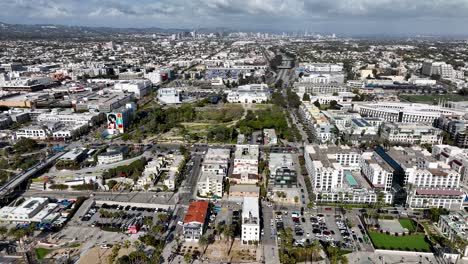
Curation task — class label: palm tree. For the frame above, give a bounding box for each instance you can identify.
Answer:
[0,226,8,239]
[198,234,209,255]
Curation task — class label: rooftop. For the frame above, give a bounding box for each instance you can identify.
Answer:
[184,201,209,224]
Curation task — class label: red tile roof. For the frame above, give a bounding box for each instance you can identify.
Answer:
[184,201,209,224]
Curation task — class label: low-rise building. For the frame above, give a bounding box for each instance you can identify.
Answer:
[263,128,278,146]
[226,84,270,104]
[183,201,209,242]
[97,146,128,165]
[158,88,181,105]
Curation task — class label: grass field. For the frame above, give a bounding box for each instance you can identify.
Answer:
[399,218,417,231]
[35,248,52,259]
[368,231,431,252]
[399,94,468,104]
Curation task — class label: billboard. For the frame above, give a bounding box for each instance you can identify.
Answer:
[107,113,124,133]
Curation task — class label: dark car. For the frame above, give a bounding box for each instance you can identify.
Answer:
[358,237,364,243]
[301,218,306,223]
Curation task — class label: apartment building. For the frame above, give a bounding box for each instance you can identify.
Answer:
[432,145,468,187]
[381,122,443,145]
[438,212,468,259]
[231,145,259,184]
[197,148,230,198]
[241,197,260,244]
[383,146,464,209]
[183,201,209,242]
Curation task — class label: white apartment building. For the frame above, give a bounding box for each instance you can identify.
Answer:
[381,122,444,145]
[385,146,465,209]
[241,197,260,244]
[438,212,468,259]
[304,145,360,192]
[163,155,184,191]
[387,147,461,188]
[197,148,230,198]
[432,145,468,187]
[360,152,394,191]
[231,145,259,184]
[202,148,231,174]
[197,171,224,198]
[226,84,270,104]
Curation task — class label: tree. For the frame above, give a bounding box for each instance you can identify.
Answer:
[0,226,8,239]
[330,100,338,109]
[294,196,299,205]
[183,253,193,263]
[313,100,321,108]
[13,138,38,153]
[302,93,311,102]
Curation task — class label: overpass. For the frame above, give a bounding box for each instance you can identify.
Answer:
[0,151,64,201]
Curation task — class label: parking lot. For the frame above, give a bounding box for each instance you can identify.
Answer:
[270,208,358,250]
[80,203,170,234]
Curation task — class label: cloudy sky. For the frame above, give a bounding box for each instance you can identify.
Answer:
[2,0,468,35]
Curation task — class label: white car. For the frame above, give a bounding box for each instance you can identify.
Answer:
[177,221,184,226]
[306,232,310,237]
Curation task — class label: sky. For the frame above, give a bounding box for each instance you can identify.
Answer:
[2,0,468,35]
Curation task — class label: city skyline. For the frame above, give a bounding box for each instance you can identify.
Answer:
[2,0,468,35]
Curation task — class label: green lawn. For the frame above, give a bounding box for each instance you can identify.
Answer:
[399,94,468,104]
[368,231,431,252]
[399,219,417,231]
[35,248,52,259]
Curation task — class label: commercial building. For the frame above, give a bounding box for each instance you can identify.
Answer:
[353,102,468,124]
[226,84,270,104]
[73,91,135,112]
[231,145,259,184]
[381,122,444,145]
[112,80,152,99]
[228,185,260,198]
[293,83,348,95]
[157,88,181,104]
[97,146,129,165]
[183,201,209,242]
[0,197,48,223]
[241,197,260,244]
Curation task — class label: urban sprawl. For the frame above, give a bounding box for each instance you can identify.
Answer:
[0,29,467,264]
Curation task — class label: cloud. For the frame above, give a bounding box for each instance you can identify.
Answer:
[2,0,468,34]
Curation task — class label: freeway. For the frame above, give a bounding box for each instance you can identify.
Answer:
[0,151,64,198]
